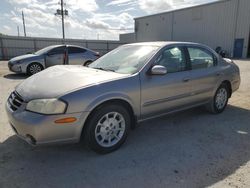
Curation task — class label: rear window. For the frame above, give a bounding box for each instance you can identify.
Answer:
[68,47,86,54]
[188,47,215,70]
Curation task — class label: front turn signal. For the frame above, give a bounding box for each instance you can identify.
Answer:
[54,117,77,124]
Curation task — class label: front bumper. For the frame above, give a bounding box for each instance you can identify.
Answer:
[6,101,90,145]
[8,61,22,73]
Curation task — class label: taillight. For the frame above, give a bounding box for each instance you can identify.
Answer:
[95,52,100,57]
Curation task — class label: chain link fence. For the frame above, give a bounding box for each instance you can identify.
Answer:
[0,35,125,60]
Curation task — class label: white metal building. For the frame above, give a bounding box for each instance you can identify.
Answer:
[133,0,250,58]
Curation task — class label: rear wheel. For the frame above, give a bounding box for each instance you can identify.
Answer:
[27,63,43,75]
[206,83,229,114]
[84,104,131,153]
[83,61,93,67]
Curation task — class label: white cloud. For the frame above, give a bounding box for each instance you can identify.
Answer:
[9,0,99,13]
[66,0,99,12]
[3,25,11,31]
[118,12,133,24]
[9,0,38,5]
[107,0,132,6]
[85,18,111,30]
[138,0,216,14]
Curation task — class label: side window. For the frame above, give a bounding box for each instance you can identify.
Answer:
[68,47,86,54]
[155,47,186,73]
[187,47,215,70]
[48,47,65,55]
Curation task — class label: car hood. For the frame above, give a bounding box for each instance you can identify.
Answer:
[10,54,38,62]
[16,65,129,101]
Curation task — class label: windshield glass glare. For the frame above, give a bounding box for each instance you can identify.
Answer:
[89,45,159,74]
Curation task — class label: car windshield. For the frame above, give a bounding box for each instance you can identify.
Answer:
[34,46,60,55]
[88,45,159,74]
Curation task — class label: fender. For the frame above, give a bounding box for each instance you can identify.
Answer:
[85,92,139,117]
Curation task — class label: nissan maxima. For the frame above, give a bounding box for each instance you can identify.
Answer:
[6,42,241,153]
[8,44,100,75]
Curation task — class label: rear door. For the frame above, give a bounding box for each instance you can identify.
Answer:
[186,46,221,103]
[45,46,66,67]
[140,46,192,119]
[67,47,87,65]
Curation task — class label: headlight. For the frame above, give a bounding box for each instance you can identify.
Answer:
[15,60,22,64]
[26,99,67,115]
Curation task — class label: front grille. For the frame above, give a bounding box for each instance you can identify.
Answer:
[8,91,24,111]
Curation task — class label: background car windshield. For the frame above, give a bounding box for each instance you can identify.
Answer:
[34,46,60,55]
[89,45,159,74]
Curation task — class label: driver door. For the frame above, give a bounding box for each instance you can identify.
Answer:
[45,46,66,67]
[140,46,192,119]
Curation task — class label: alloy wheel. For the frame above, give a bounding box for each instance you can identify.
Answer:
[94,112,126,147]
[29,64,42,74]
[215,87,228,110]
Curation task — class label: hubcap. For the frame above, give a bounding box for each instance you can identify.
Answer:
[30,64,42,74]
[215,88,228,110]
[95,112,125,147]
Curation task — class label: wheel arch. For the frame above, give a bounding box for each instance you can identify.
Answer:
[221,80,232,98]
[81,98,137,140]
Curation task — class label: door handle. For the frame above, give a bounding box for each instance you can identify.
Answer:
[183,77,190,82]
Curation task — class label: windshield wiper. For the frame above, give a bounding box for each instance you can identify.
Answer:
[93,67,115,72]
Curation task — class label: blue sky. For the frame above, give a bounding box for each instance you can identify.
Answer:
[0,0,218,40]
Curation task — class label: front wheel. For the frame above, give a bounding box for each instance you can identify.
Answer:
[84,104,131,153]
[27,63,43,75]
[206,83,229,114]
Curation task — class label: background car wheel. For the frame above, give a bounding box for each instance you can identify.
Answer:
[206,83,229,114]
[27,63,43,75]
[84,104,131,154]
[83,61,93,67]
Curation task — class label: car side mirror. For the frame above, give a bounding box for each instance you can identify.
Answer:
[150,65,167,75]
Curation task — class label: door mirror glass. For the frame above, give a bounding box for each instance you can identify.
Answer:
[150,65,167,75]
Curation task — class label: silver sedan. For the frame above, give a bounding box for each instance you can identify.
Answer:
[6,42,241,153]
[8,44,100,75]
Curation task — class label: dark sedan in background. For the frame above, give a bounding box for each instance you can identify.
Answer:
[8,45,100,75]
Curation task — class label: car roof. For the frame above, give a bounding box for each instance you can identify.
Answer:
[66,44,84,48]
[125,41,201,47]
[47,44,86,49]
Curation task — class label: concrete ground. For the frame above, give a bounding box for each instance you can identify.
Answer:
[0,60,250,188]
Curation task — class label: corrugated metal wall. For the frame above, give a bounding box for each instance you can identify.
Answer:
[0,36,125,60]
[172,0,238,56]
[135,12,173,42]
[119,33,136,43]
[135,0,250,58]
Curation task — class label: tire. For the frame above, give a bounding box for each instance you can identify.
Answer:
[83,61,93,67]
[206,83,229,114]
[84,104,131,154]
[27,63,43,75]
